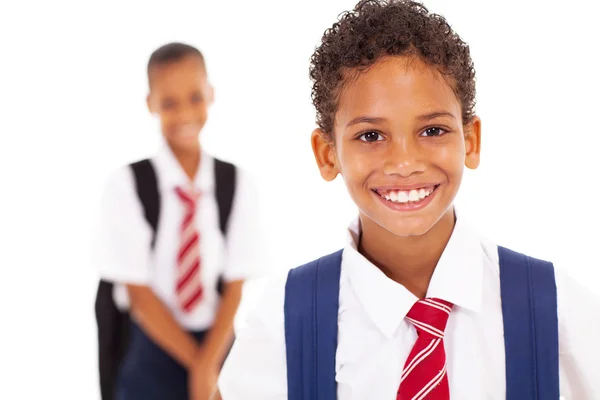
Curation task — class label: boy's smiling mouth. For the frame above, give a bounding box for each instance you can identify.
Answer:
[175,124,202,138]
[372,184,440,210]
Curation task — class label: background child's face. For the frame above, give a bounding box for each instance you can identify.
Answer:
[147,55,213,151]
[313,55,480,237]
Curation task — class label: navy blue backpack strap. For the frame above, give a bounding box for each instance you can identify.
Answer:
[284,249,343,400]
[498,246,559,399]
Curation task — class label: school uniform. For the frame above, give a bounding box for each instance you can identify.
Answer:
[94,139,261,400]
[218,211,600,399]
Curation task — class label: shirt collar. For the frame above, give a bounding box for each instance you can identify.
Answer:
[152,138,214,193]
[342,209,483,338]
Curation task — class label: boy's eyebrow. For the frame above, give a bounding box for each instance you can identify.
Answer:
[417,111,456,121]
[346,112,456,128]
[346,116,386,127]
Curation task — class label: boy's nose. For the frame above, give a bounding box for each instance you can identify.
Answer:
[382,138,426,177]
[176,105,200,124]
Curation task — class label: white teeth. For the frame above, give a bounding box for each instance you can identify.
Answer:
[397,191,409,202]
[380,187,435,204]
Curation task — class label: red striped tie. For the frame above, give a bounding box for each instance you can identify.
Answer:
[174,186,204,313]
[397,298,453,400]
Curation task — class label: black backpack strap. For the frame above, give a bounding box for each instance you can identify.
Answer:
[130,159,161,248]
[214,158,237,294]
[95,279,127,400]
[95,159,161,400]
[214,158,237,236]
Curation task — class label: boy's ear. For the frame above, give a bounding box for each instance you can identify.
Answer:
[464,116,481,170]
[207,84,215,105]
[311,128,339,181]
[146,93,155,115]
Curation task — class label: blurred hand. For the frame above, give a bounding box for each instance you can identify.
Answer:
[189,355,219,400]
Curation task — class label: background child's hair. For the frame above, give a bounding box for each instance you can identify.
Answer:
[147,42,205,86]
[310,0,476,137]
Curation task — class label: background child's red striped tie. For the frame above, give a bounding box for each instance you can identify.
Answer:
[174,186,204,313]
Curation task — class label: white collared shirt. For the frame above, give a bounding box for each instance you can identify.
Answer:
[94,141,262,330]
[218,213,600,399]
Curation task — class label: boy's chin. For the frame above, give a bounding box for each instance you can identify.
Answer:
[382,219,437,238]
[165,133,201,149]
[372,212,445,238]
[381,207,456,239]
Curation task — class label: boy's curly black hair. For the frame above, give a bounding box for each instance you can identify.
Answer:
[309,0,476,136]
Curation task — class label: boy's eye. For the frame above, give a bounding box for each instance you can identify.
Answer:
[359,131,384,142]
[191,93,204,103]
[161,99,176,110]
[420,127,447,137]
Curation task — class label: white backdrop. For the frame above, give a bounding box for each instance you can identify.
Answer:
[1,0,599,398]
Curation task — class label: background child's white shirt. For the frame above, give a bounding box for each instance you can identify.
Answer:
[218,212,600,399]
[93,140,263,331]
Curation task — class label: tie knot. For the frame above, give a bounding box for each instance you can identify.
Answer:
[406,298,453,339]
[175,186,200,209]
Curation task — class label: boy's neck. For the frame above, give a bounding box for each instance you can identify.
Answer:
[168,141,201,182]
[358,208,456,299]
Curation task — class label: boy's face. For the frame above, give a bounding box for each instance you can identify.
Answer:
[312,56,481,237]
[147,55,213,151]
